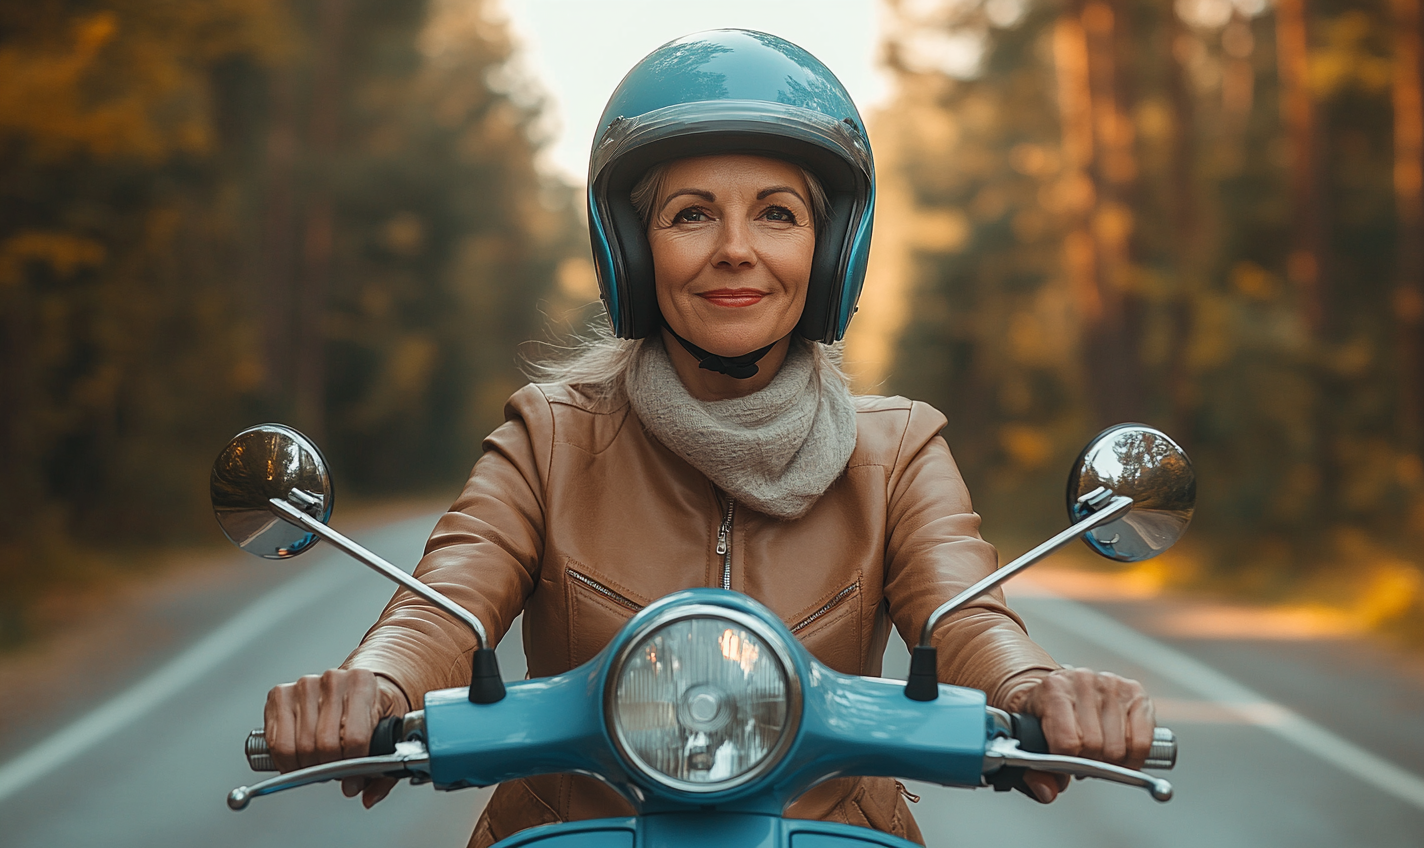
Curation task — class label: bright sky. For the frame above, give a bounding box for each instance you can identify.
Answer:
[499,0,891,184]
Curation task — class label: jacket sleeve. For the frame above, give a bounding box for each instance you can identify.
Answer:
[881,401,1058,709]
[341,384,552,709]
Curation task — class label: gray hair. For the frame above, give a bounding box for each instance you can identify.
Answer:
[523,322,850,409]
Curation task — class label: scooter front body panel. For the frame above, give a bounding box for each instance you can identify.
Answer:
[424,660,625,791]
[490,813,922,848]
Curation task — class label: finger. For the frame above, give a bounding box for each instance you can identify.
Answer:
[1098,673,1130,764]
[314,671,346,764]
[264,684,299,774]
[342,777,365,798]
[1071,670,1106,761]
[1124,690,1156,770]
[293,674,322,769]
[1022,770,1070,804]
[363,776,397,808]
[341,671,379,761]
[1036,674,1084,757]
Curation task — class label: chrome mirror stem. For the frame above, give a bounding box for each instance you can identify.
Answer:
[917,491,1133,647]
[904,490,1132,701]
[267,497,490,651]
[267,496,506,704]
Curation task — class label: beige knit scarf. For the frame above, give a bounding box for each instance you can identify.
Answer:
[626,338,857,520]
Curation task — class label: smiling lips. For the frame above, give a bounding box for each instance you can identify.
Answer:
[699,288,765,308]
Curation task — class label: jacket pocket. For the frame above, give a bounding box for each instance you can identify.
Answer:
[788,578,863,674]
[790,580,861,635]
[566,561,645,668]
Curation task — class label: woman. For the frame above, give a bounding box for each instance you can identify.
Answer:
[261,30,1155,847]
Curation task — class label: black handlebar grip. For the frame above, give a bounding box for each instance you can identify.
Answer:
[244,715,406,772]
[1010,713,1049,754]
[367,715,404,757]
[985,713,1045,799]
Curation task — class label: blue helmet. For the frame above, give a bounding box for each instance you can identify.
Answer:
[587,29,876,344]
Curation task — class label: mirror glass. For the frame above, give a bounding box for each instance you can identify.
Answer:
[211,424,333,559]
[1067,424,1195,562]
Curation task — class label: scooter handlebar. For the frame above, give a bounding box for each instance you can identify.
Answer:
[1008,713,1177,770]
[985,713,1177,802]
[244,714,414,773]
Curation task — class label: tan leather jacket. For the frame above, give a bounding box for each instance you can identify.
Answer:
[344,383,1058,847]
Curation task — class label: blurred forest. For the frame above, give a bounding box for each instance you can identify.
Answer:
[867,0,1424,641]
[0,0,580,642]
[6,0,1424,648]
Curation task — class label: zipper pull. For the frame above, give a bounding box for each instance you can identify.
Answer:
[715,498,734,556]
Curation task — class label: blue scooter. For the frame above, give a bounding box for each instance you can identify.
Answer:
[210,423,1192,847]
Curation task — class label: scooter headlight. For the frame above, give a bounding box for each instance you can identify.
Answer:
[606,605,802,794]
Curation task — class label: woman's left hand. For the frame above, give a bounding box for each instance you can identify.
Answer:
[1008,667,1155,804]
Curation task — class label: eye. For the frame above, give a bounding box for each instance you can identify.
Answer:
[761,205,798,224]
[672,206,710,223]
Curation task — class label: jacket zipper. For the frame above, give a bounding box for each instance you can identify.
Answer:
[790,581,859,634]
[567,568,643,612]
[716,498,736,590]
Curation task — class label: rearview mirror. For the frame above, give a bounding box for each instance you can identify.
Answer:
[1067,424,1194,562]
[211,424,333,559]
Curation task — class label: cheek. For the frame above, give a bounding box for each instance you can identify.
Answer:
[649,231,706,290]
[767,232,816,300]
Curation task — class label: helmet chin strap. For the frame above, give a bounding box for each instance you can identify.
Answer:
[663,324,777,380]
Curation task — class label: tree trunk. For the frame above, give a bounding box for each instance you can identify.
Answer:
[293,0,348,441]
[1165,8,1202,443]
[1392,0,1424,453]
[260,67,299,406]
[1276,0,1327,334]
[1055,0,1145,428]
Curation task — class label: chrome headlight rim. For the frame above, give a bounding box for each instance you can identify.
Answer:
[603,603,804,796]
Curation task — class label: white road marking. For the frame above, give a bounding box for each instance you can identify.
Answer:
[0,562,350,804]
[1017,591,1424,811]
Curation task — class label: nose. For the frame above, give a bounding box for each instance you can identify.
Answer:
[711,217,756,269]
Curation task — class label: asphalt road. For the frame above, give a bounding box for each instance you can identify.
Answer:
[1,511,1422,847]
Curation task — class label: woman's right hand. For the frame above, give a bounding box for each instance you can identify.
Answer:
[263,668,411,808]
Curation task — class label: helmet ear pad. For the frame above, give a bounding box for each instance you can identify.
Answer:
[605,192,662,339]
[797,191,856,344]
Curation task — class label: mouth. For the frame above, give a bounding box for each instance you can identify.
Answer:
[698,288,766,308]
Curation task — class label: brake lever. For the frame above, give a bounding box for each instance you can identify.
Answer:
[227,740,433,810]
[982,737,1174,802]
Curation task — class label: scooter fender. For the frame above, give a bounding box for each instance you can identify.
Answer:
[489,813,923,848]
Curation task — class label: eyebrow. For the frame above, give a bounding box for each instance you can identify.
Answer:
[657,185,810,212]
[757,185,807,205]
[658,188,715,211]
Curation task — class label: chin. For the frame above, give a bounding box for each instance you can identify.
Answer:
[698,331,784,357]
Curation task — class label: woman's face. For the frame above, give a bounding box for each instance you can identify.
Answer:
[646,154,816,357]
